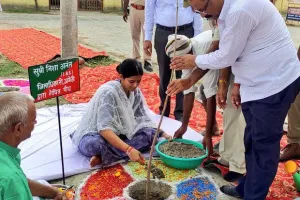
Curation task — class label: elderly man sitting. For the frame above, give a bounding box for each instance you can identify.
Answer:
[0,92,63,200]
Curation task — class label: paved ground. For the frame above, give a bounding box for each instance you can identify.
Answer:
[0,11,299,199]
[0,11,153,62]
[0,11,299,63]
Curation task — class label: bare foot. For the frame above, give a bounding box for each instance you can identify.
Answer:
[90,155,102,168]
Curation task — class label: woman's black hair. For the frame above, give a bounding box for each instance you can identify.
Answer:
[116,59,144,78]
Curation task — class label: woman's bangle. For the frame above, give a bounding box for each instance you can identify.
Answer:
[218,79,227,84]
[126,146,134,155]
[125,145,130,152]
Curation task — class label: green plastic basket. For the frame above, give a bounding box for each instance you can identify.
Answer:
[155,138,208,169]
[293,172,300,192]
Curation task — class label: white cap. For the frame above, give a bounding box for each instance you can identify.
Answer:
[165,34,192,58]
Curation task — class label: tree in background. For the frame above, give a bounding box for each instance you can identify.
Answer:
[34,0,39,11]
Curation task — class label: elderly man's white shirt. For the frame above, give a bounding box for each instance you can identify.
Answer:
[182,30,219,98]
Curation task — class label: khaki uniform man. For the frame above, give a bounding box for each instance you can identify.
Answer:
[217,73,246,181]
[123,0,152,72]
[280,46,300,161]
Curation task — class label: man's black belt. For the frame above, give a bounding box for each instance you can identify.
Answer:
[156,22,193,32]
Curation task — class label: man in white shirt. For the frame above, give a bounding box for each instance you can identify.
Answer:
[167,0,300,199]
[144,0,202,121]
[123,0,153,72]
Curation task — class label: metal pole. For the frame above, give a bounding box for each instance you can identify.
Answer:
[56,97,66,185]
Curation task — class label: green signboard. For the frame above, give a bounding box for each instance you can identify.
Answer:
[28,58,80,102]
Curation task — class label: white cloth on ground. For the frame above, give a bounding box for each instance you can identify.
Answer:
[71,80,155,147]
[20,104,203,181]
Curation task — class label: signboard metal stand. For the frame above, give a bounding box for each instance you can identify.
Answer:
[56,96,66,184]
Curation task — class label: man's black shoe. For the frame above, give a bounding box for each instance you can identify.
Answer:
[144,61,153,72]
[220,185,242,199]
[223,171,244,182]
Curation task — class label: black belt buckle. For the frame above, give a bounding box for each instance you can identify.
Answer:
[157,22,192,32]
[179,23,192,31]
[177,25,185,31]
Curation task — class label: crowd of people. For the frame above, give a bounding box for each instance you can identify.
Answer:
[124,0,300,199]
[1,0,300,199]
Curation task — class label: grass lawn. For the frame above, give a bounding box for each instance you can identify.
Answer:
[85,56,115,68]
[0,55,28,78]
[0,54,116,107]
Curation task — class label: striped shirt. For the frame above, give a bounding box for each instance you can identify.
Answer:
[195,0,300,103]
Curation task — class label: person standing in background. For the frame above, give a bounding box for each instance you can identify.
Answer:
[167,0,300,198]
[280,45,300,161]
[211,67,246,182]
[144,0,202,121]
[123,0,153,72]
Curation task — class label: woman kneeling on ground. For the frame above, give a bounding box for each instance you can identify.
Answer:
[71,59,171,167]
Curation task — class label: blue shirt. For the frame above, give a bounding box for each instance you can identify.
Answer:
[144,0,203,41]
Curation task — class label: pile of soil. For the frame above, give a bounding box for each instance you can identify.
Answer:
[128,180,172,200]
[159,141,205,158]
[131,190,165,200]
